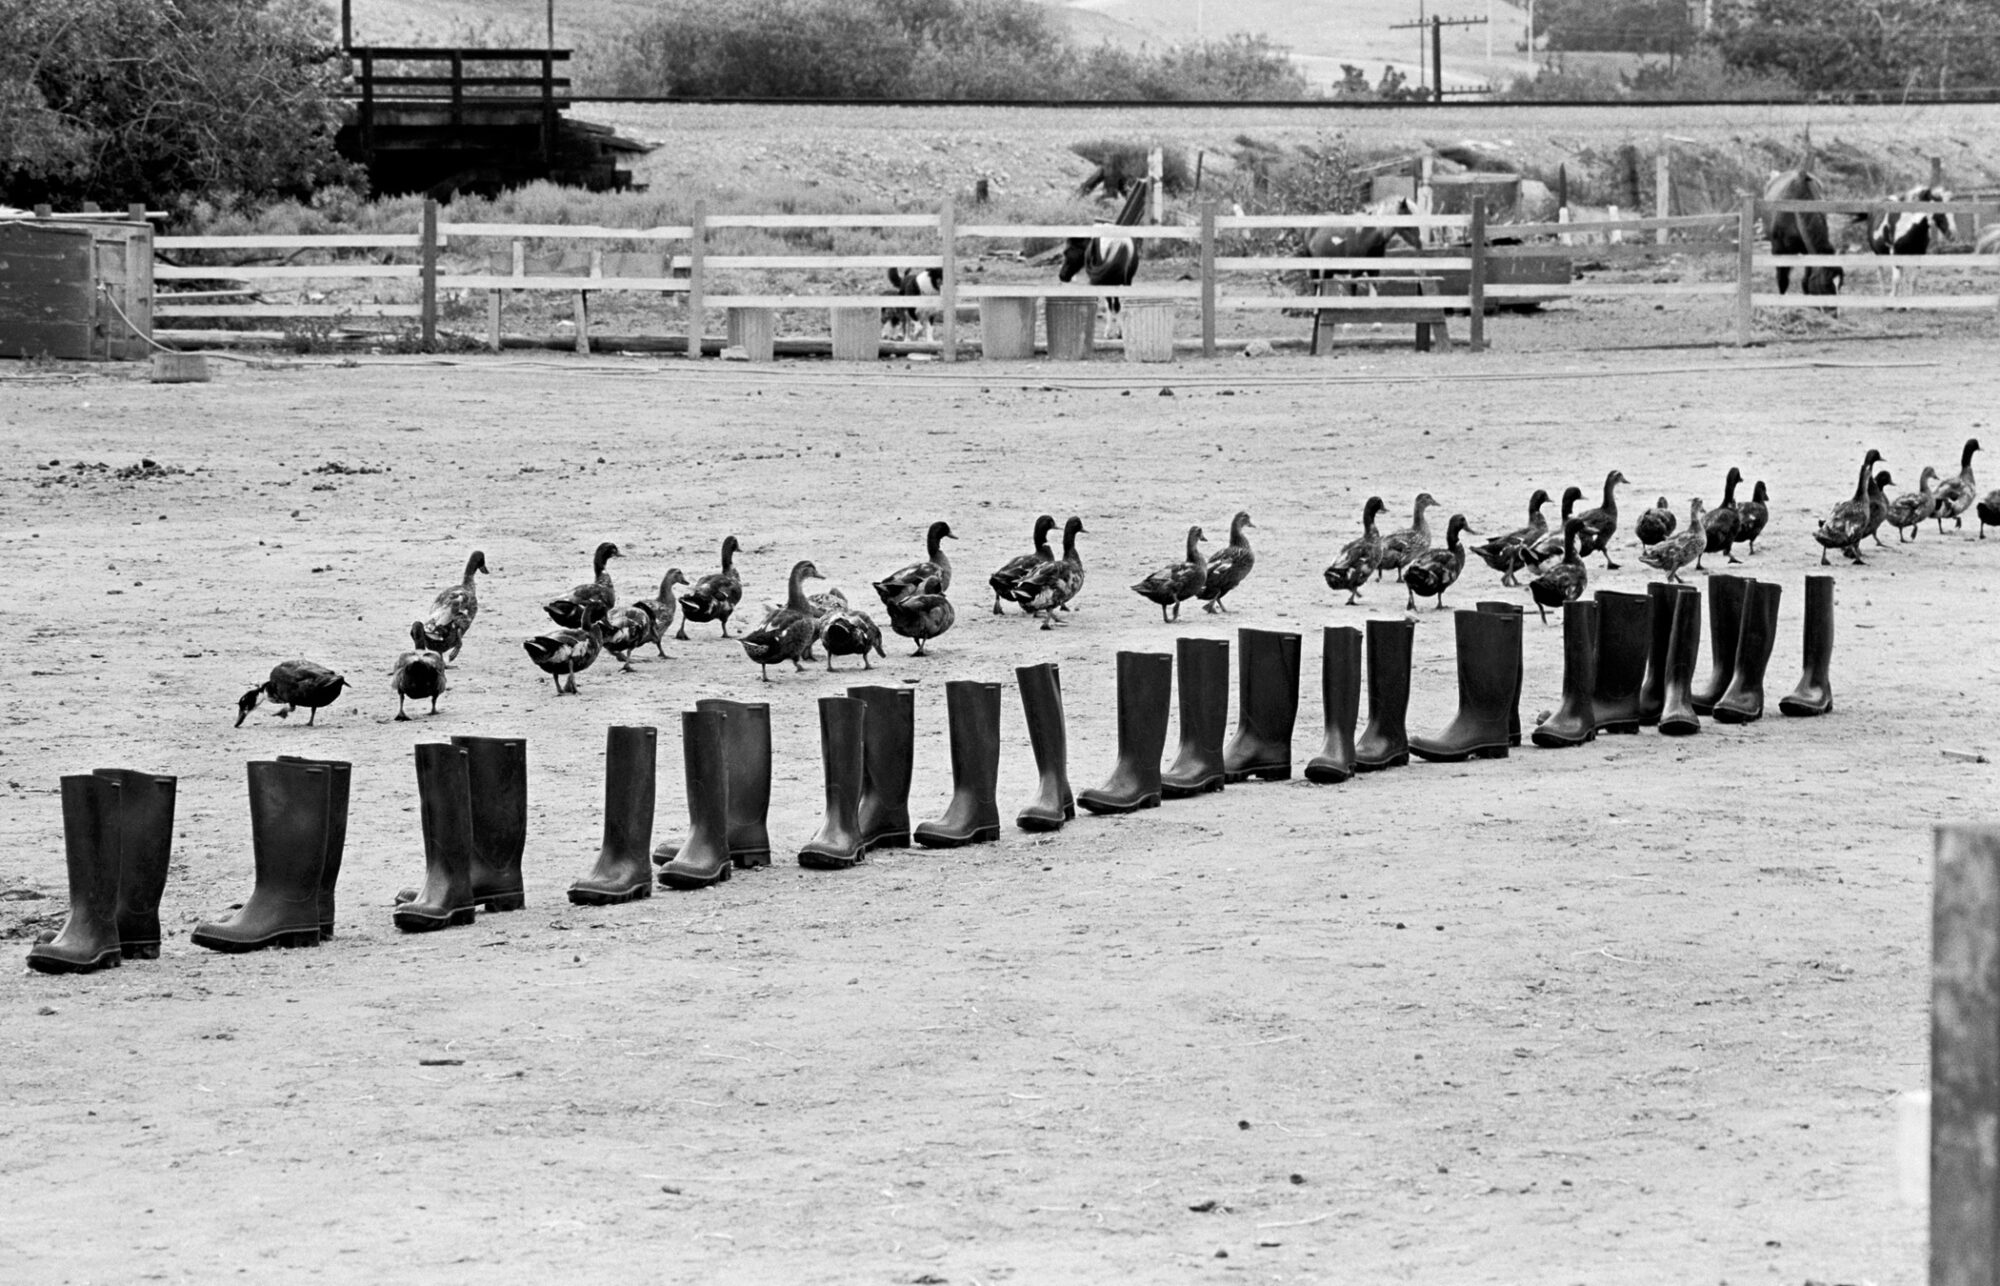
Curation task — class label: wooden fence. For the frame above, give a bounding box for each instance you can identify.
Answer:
[133,194,2000,358]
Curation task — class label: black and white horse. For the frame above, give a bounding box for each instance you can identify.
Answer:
[1868,184,1955,295]
[1765,169,1843,297]
[1056,178,1149,339]
[884,266,943,343]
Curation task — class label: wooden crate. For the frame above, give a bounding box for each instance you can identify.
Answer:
[0,218,153,360]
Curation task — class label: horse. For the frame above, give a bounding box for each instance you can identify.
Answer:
[1301,196,1423,283]
[884,266,943,343]
[1765,170,1843,297]
[1057,178,1150,340]
[1868,184,1955,295]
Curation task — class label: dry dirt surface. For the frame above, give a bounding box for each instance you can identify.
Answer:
[3,323,1996,1283]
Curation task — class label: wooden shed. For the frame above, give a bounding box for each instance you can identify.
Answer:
[0,218,153,360]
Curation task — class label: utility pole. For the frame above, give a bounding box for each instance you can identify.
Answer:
[1390,11,1490,102]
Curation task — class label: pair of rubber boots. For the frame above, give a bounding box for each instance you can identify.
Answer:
[1688,574,1831,722]
[27,769,178,974]
[189,756,352,953]
[1579,584,1708,736]
[1076,628,1302,814]
[644,700,774,889]
[390,737,528,930]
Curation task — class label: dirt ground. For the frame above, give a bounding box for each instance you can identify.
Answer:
[3,304,1995,1283]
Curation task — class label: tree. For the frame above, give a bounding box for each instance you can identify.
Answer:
[1712,0,2000,96]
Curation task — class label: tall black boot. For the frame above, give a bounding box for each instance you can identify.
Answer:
[191,760,331,953]
[1780,575,1836,717]
[394,742,478,932]
[848,685,915,849]
[1657,590,1704,737]
[1590,590,1652,735]
[661,708,733,889]
[914,680,1003,847]
[1222,627,1302,782]
[1636,583,1693,727]
[26,774,124,974]
[1715,580,1783,724]
[1531,600,1598,748]
[1475,601,1526,746]
[455,736,527,912]
[93,768,176,959]
[1161,637,1229,797]
[650,699,773,868]
[1077,651,1173,814]
[799,696,869,868]
[1353,617,1415,772]
[1410,608,1521,762]
[1305,626,1363,783]
[569,725,657,904]
[279,755,350,939]
[1015,663,1075,831]
[1690,575,1749,716]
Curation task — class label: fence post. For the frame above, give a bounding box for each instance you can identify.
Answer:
[127,203,146,223]
[939,198,957,364]
[1199,203,1216,359]
[1932,824,2000,1286]
[686,204,706,360]
[1468,198,1487,352]
[1148,150,1164,224]
[1655,151,1671,245]
[1735,196,1756,346]
[420,198,438,351]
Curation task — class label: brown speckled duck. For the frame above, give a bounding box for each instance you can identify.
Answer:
[1813,448,1885,565]
[391,622,447,719]
[678,535,744,638]
[1638,498,1708,584]
[1472,488,1550,587]
[523,622,603,694]
[1576,470,1626,570]
[1323,496,1386,605]
[1198,511,1255,613]
[742,560,822,680]
[884,574,957,654]
[1930,438,1981,534]
[1132,525,1206,623]
[874,520,956,605]
[989,514,1056,614]
[1378,493,1437,582]
[1011,516,1086,629]
[544,541,620,629]
[1528,518,1588,624]
[1403,514,1473,611]
[418,550,486,662]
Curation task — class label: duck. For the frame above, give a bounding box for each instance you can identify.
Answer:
[1132,525,1207,623]
[523,621,603,695]
[883,575,957,654]
[1010,516,1086,629]
[1977,488,2000,538]
[633,568,690,655]
[678,535,744,638]
[600,602,660,672]
[1702,468,1745,565]
[1736,480,1771,553]
[1197,511,1256,613]
[1471,488,1550,587]
[1864,469,1894,548]
[543,541,620,629]
[235,660,349,727]
[873,520,956,605]
[417,549,486,662]
[1323,496,1386,605]
[1576,470,1627,569]
[741,560,822,680]
[1528,518,1589,624]
[1378,493,1438,582]
[390,622,447,720]
[1813,448,1885,565]
[1930,438,1982,534]
[1403,514,1473,611]
[821,605,886,670]
[1638,498,1708,584]
[988,514,1057,614]
[1885,466,1940,542]
[1633,496,1676,547]
[1525,486,1587,566]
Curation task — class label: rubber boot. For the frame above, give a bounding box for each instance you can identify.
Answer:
[848,685,915,850]
[1657,590,1704,737]
[1636,583,1693,727]
[650,699,773,868]
[1690,575,1749,716]
[1353,617,1415,772]
[26,774,125,974]
[278,755,350,940]
[394,742,477,932]
[1780,575,1836,717]
[1715,580,1783,724]
[569,725,657,904]
[94,768,176,959]
[1161,637,1229,797]
[456,736,526,911]
[1531,600,1598,749]
[1305,626,1363,783]
[1590,590,1652,735]
[1410,608,1521,762]
[191,760,330,953]
[1475,601,1526,746]
[799,696,868,868]
[1077,651,1173,814]
[1014,662,1075,831]
[661,708,734,889]
[1222,627,1303,782]
[913,680,1003,847]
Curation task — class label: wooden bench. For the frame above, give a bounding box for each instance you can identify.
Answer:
[1311,275,1450,354]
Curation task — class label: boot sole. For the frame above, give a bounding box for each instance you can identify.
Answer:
[1711,706,1762,724]
[1530,731,1596,749]
[1408,744,1509,763]
[912,825,1002,848]
[730,849,772,870]
[190,927,322,953]
[1223,765,1291,783]
[1302,763,1354,784]
[567,882,654,905]
[119,940,162,960]
[475,892,526,913]
[1596,721,1641,736]
[1778,698,1832,717]
[1076,794,1161,816]
[1160,775,1224,798]
[1658,720,1702,736]
[393,906,477,933]
[658,863,732,891]
[1352,753,1409,772]
[26,947,122,974]
[797,846,864,870]
[862,831,912,851]
[1015,812,1067,832]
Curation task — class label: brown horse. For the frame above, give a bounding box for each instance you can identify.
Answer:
[1302,196,1422,285]
[1765,170,1843,296]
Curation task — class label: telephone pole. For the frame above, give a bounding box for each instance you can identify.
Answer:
[1389,12,1490,102]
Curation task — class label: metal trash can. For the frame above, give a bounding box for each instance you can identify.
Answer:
[979,298,1037,360]
[1045,298,1096,361]
[1120,300,1175,363]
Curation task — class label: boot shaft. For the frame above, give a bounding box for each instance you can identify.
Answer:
[1658,590,1704,736]
[1638,582,1693,724]
[414,743,476,884]
[942,680,1003,803]
[1235,627,1303,742]
[1781,575,1836,717]
[1474,602,1525,744]
[92,767,176,923]
[1015,662,1070,779]
[452,736,528,867]
[61,773,124,918]
[247,760,332,887]
[1692,575,1750,711]
[817,696,867,814]
[1359,616,1415,746]
[601,725,658,852]
[1533,600,1599,748]
[1590,589,1652,729]
[694,698,770,857]
[1174,637,1231,751]
[848,683,915,844]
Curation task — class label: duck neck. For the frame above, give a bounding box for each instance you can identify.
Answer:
[787,571,812,613]
[1852,459,1872,503]
[1185,530,1203,563]
[462,555,482,588]
[1601,476,1619,509]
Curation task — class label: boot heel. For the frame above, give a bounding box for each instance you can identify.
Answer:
[1473,745,1509,760]
[120,941,161,960]
[658,863,729,891]
[731,849,771,870]
[864,831,911,851]
[1136,794,1161,810]
[275,927,323,948]
[1354,752,1408,772]
[1252,765,1292,781]
[477,892,526,913]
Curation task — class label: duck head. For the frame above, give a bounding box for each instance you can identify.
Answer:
[591,541,622,573]
[1229,511,1255,539]
[1031,514,1057,546]
[1410,492,1438,519]
[926,520,956,554]
[720,534,741,568]
[466,550,489,577]
[659,567,690,595]
[1751,481,1768,503]
[1964,438,1982,468]
[1361,495,1386,526]
[1444,514,1474,546]
[1653,496,1671,510]
[1603,469,1628,496]
[234,685,264,727]
[1560,485,1585,517]
[409,621,434,653]
[1527,488,1551,513]
[1060,516,1087,548]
